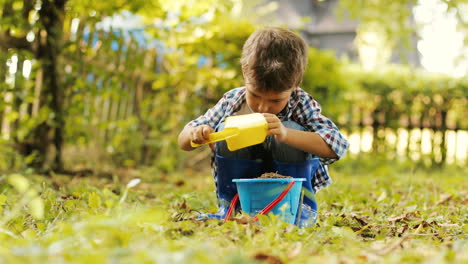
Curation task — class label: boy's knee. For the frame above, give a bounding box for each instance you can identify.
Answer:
[269,120,309,162]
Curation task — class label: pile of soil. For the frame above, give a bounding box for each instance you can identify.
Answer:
[257,172,292,179]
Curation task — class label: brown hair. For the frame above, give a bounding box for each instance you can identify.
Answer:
[240,27,309,92]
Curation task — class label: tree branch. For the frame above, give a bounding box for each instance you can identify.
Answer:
[1,0,13,19]
[23,0,35,21]
[0,32,33,51]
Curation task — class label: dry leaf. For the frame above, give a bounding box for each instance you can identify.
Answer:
[253,252,283,264]
[437,223,459,228]
[351,213,369,226]
[375,234,410,255]
[178,199,189,210]
[174,180,185,186]
[436,194,452,205]
[232,215,256,225]
[287,242,302,259]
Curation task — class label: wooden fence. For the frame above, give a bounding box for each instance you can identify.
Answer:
[337,96,467,165]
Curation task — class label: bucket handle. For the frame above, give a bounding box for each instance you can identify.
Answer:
[224,181,296,223]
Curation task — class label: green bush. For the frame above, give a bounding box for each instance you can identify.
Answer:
[302,50,467,130]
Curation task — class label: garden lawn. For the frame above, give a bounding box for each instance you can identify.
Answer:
[0,159,466,263]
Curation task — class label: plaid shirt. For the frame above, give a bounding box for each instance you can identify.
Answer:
[188,87,349,192]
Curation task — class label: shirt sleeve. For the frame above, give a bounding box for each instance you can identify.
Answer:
[294,93,349,165]
[186,92,229,130]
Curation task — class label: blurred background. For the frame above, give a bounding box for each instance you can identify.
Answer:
[0,0,466,174]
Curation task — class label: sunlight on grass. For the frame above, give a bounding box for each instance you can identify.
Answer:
[0,162,466,263]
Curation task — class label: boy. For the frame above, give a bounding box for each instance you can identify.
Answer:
[178,27,348,226]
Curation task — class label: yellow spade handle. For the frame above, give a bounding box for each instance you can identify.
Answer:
[190,127,239,148]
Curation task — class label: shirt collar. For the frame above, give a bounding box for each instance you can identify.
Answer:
[231,87,247,114]
[279,88,300,119]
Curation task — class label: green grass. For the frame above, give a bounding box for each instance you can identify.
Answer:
[0,159,466,263]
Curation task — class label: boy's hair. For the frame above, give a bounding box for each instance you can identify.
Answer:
[241,27,309,92]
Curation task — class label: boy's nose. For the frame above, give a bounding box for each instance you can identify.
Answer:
[257,102,268,113]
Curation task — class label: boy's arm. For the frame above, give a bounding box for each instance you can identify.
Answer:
[263,91,349,163]
[282,129,338,158]
[178,125,196,151]
[262,113,339,158]
[297,94,349,163]
[178,124,214,151]
[178,89,237,151]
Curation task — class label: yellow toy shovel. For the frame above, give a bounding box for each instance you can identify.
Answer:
[191,113,268,151]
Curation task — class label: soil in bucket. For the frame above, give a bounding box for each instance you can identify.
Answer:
[257,172,292,179]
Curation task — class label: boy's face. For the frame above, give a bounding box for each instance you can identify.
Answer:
[245,85,294,115]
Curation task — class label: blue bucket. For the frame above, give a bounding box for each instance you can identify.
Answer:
[232,178,305,224]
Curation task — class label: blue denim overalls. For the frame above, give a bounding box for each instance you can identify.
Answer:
[202,120,320,227]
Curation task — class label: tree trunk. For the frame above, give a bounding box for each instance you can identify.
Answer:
[1,0,67,171]
[33,0,67,171]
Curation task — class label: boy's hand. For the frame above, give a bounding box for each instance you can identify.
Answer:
[262,113,288,142]
[190,125,215,149]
